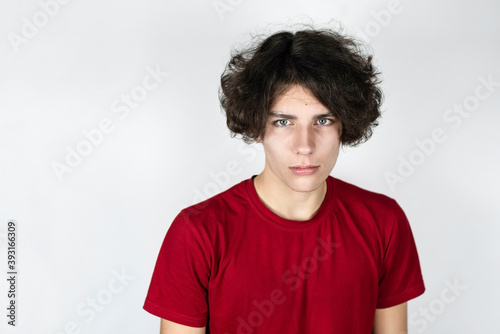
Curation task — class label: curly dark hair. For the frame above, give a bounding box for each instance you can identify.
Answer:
[219,28,383,146]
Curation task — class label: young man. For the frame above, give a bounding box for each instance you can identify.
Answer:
[144,28,425,333]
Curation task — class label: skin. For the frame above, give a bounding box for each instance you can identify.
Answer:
[160,319,205,334]
[373,302,408,334]
[159,84,407,333]
[253,84,342,221]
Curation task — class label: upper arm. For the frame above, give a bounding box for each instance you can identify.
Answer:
[143,212,210,330]
[160,319,206,334]
[372,302,407,334]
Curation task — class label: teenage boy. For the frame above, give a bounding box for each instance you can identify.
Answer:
[144,28,425,334]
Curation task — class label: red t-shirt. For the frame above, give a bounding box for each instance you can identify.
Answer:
[144,175,425,333]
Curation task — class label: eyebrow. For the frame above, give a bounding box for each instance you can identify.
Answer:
[268,111,334,120]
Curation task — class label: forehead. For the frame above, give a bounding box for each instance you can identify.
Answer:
[270,85,330,115]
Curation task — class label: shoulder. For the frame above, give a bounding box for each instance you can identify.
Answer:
[329,176,411,250]
[329,176,399,219]
[175,177,250,226]
[168,178,251,255]
[331,176,396,206]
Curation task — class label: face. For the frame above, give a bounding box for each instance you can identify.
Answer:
[257,85,342,194]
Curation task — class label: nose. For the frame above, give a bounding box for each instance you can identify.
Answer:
[293,124,315,155]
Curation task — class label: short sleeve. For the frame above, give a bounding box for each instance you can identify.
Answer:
[143,210,210,327]
[377,200,425,308]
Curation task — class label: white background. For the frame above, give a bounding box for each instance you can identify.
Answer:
[0,0,499,333]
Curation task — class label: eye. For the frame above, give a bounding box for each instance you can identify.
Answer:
[273,119,291,127]
[317,118,335,126]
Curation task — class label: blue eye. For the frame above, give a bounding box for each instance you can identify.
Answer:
[317,118,334,126]
[273,119,290,127]
[272,118,335,127]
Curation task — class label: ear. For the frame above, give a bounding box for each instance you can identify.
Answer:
[255,136,262,143]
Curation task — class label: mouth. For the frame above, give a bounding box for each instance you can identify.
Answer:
[289,165,320,176]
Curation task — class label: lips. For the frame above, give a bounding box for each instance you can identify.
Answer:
[289,165,320,175]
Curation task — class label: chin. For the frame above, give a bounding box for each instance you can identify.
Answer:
[285,174,326,193]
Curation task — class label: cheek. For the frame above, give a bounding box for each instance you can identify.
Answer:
[262,138,291,168]
[265,142,287,162]
[262,129,288,153]
[318,137,341,161]
[318,130,341,147]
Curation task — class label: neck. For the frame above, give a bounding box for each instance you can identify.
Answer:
[253,172,327,221]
